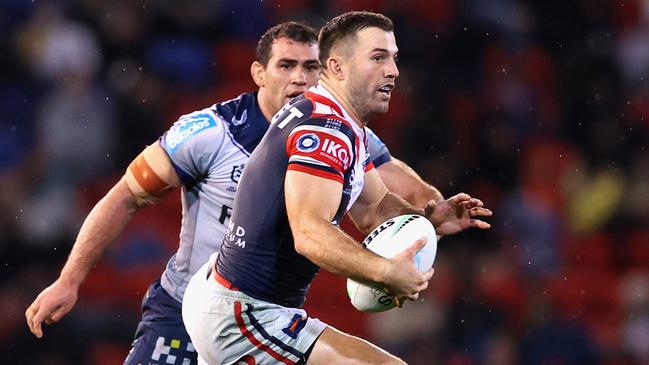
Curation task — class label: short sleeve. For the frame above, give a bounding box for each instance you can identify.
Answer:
[285,117,356,184]
[159,108,226,184]
[365,127,392,168]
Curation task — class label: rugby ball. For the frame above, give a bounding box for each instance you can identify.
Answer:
[347,214,437,312]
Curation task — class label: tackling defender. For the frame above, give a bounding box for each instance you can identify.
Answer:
[182,12,491,365]
[25,21,450,365]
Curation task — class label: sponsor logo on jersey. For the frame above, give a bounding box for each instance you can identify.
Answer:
[276,106,304,129]
[321,138,350,169]
[296,133,320,153]
[225,220,246,248]
[166,112,217,152]
[230,164,245,183]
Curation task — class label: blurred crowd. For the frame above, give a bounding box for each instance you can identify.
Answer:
[1,0,648,364]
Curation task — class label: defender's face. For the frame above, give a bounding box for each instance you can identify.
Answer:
[346,27,399,118]
[261,38,320,115]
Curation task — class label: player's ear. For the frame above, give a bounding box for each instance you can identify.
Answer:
[326,57,345,80]
[251,61,265,87]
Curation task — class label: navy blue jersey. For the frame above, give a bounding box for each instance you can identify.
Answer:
[157,90,389,304]
[217,85,372,308]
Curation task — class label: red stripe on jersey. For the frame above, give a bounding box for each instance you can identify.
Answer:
[364,161,375,172]
[305,91,344,118]
[234,301,296,365]
[286,129,352,174]
[288,164,344,184]
[213,264,239,291]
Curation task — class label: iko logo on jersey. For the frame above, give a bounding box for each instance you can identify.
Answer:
[166,112,217,152]
[151,336,196,365]
[321,138,350,169]
[296,134,320,153]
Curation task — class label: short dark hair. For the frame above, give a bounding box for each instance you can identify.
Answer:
[318,11,394,69]
[256,21,318,67]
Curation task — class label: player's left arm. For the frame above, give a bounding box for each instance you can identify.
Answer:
[367,130,492,236]
[350,167,493,236]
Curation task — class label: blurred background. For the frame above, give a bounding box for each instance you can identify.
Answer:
[1,0,648,364]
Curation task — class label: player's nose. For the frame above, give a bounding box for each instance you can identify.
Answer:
[385,58,399,79]
[292,67,307,85]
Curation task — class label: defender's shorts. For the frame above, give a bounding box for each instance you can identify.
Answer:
[182,255,327,365]
[124,279,198,365]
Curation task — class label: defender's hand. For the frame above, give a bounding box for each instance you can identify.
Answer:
[425,193,492,236]
[25,279,79,338]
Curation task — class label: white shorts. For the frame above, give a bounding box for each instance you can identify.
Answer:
[182,254,327,365]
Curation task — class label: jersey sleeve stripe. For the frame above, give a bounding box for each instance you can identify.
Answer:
[370,152,391,168]
[364,161,375,172]
[288,155,331,168]
[288,163,344,184]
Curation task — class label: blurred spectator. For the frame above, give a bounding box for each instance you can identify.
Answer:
[13,4,116,247]
[620,271,649,363]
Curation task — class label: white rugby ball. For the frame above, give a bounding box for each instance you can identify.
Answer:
[347,214,437,312]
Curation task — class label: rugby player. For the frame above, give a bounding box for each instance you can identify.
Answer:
[182,12,491,365]
[25,21,453,365]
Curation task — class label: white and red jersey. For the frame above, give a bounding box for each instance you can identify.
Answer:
[216,84,372,308]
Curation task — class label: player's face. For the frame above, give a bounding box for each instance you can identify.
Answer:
[346,27,399,119]
[262,38,320,114]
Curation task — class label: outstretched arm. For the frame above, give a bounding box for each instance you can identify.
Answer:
[25,142,180,338]
[376,157,492,237]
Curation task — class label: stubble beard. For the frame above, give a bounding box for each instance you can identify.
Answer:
[348,77,382,122]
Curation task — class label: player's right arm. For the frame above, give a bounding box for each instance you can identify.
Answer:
[25,141,181,338]
[285,170,431,302]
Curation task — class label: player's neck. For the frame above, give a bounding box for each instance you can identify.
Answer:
[256,90,275,123]
[319,78,365,128]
